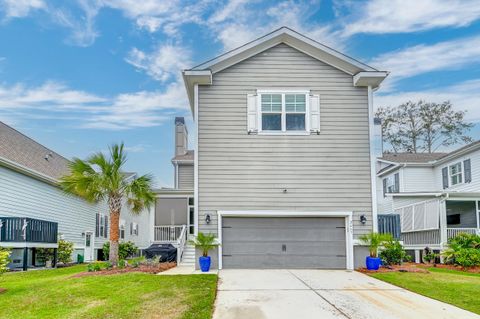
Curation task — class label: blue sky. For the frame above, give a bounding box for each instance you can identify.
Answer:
[1,0,480,187]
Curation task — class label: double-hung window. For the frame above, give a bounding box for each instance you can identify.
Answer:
[449,162,463,185]
[259,92,308,132]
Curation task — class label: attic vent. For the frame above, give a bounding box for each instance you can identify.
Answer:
[44,152,53,161]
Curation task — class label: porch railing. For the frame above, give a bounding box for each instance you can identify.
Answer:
[0,217,58,243]
[154,225,185,242]
[401,229,441,246]
[176,225,187,264]
[447,228,480,240]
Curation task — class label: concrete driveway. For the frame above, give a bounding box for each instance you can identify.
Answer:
[213,269,479,319]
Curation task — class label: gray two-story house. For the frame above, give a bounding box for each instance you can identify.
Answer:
[182,27,388,270]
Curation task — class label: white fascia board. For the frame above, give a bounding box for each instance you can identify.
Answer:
[182,70,212,113]
[434,143,480,166]
[0,156,58,186]
[377,164,402,177]
[386,192,444,197]
[353,71,389,88]
[217,210,352,217]
[0,242,59,248]
[192,27,377,74]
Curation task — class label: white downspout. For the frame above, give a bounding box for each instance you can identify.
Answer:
[367,86,378,232]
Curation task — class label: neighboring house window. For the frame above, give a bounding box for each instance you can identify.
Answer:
[383,172,399,196]
[129,222,139,236]
[449,162,463,186]
[259,92,307,132]
[442,159,471,189]
[120,220,125,239]
[95,213,108,238]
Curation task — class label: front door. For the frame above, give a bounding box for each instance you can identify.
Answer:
[84,231,94,262]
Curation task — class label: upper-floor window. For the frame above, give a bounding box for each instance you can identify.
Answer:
[260,92,307,132]
[449,162,463,185]
[442,159,471,189]
[120,220,126,239]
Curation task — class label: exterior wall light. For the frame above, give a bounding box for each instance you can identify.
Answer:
[360,215,367,225]
[205,214,211,224]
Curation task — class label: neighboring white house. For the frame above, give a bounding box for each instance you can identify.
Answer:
[377,141,480,261]
[181,27,388,270]
[0,121,151,269]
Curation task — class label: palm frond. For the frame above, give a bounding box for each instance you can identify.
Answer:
[125,174,155,214]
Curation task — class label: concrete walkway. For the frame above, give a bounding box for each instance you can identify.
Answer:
[157,265,218,275]
[213,269,479,319]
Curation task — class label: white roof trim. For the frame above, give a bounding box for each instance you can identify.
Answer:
[0,156,59,186]
[353,71,389,89]
[190,27,378,74]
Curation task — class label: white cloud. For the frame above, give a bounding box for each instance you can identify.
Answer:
[0,0,45,18]
[0,81,189,130]
[375,79,480,122]
[370,35,480,90]
[125,44,191,82]
[342,0,480,36]
[208,0,344,51]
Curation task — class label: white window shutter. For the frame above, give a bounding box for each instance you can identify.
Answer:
[309,94,320,133]
[247,93,258,133]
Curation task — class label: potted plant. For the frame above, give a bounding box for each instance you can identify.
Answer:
[359,232,392,270]
[189,232,219,272]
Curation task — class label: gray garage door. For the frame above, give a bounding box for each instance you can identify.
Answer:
[222,217,346,269]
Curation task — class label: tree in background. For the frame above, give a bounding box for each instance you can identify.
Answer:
[60,143,155,264]
[376,100,472,153]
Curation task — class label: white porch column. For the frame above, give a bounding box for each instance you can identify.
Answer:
[439,199,448,247]
[476,201,480,231]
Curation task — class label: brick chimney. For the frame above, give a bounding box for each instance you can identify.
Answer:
[175,117,188,156]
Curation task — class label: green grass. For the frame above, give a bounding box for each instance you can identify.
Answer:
[0,265,217,319]
[370,267,480,314]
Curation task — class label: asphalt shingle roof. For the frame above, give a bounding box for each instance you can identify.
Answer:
[0,121,71,180]
[172,150,194,161]
[380,152,448,163]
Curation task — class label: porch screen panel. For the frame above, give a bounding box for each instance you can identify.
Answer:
[425,200,439,229]
[401,206,413,232]
[414,203,426,230]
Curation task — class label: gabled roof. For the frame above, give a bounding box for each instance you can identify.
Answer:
[0,121,70,182]
[377,140,480,169]
[182,27,388,112]
[380,153,448,164]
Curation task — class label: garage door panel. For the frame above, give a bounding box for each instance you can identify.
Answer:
[223,228,346,242]
[222,241,346,255]
[222,217,347,269]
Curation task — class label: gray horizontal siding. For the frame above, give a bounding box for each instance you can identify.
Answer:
[0,166,151,249]
[178,164,194,189]
[198,43,373,239]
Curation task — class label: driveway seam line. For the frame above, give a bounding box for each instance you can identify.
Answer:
[287,270,352,319]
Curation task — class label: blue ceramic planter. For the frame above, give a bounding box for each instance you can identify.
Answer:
[366,256,382,270]
[199,256,211,272]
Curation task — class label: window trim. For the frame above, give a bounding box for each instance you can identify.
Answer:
[257,89,310,135]
[448,161,463,186]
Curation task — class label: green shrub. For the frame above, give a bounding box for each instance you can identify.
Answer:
[36,248,54,263]
[0,247,11,275]
[58,239,74,264]
[443,233,480,267]
[102,241,138,261]
[104,261,113,269]
[455,248,480,268]
[87,262,102,272]
[379,239,409,265]
[129,256,145,268]
[118,259,127,269]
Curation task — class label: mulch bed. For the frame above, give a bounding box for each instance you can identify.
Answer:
[358,263,429,274]
[358,262,480,274]
[0,288,6,294]
[72,262,176,278]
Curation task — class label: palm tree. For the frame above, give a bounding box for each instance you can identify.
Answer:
[60,143,155,264]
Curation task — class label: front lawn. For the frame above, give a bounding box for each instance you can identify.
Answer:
[0,265,217,319]
[370,267,480,314]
